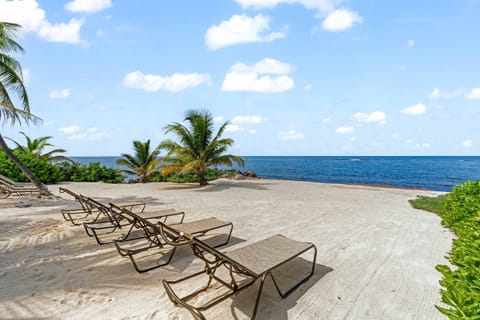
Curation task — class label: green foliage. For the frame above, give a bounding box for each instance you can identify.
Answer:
[160,109,244,185]
[116,139,160,183]
[7,132,71,163]
[147,167,225,183]
[430,180,480,319]
[57,161,124,183]
[408,195,445,214]
[441,180,480,228]
[0,150,61,183]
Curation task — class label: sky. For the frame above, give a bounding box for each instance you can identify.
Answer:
[0,0,479,157]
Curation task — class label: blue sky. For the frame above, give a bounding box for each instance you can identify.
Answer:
[1,0,479,156]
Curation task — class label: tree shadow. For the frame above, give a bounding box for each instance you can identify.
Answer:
[196,180,272,192]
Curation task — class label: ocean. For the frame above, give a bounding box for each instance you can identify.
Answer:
[70,156,480,192]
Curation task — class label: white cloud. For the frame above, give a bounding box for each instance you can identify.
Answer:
[49,88,71,99]
[322,9,363,32]
[59,125,81,134]
[322,117,331,124]
[393,64,407,71]
[59,126,109,141]
[466,88,480,99]
[225,124,245,132]
[354,111,386,124]
[304,84,312,91]
[391,133,400,139]
[428,87,464,99]
[249,129,257,135]
[123,71,212,92]
[405,139,413,144]
[205,14,285,50]
[232,115,268,124]
[234,0,339,13]
[370,141,384,147]
[407,39,415,48]
[222,58,294,93]
[349,136,357,142]
[416,143,431,148]
[65,0,112,13]
[463,140,473,148]
[279,129,304,141]
[336,126,355,134]
[402,103,426,115]
[0,0,83,44]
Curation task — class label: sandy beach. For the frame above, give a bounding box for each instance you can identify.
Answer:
[0,179,452,319]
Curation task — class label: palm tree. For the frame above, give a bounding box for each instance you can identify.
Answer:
[0,22,50,194]
[116,139,161,183]
[7,132,72,163]
[160,109,245,186]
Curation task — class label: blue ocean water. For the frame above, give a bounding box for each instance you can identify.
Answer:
[70,156,480,192]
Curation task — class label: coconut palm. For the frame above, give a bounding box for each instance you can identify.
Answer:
[160,109,245,186]
[116,139,161,183]
[7,132,72,163]
[0,22,49,194]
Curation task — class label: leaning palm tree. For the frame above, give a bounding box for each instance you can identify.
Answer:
[0,22,50,195]
[7,132,72,163]
[116,139,161,183]
[160,109,245,186]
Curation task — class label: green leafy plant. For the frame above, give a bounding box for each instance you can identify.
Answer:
[7,131,71,163]
[57,161,124,183]
[409,195,445,214]
[416,181,480,319]
[0,150,61,184]
[116,140,160,183]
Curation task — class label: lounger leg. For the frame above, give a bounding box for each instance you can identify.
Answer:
[251,273,268,320]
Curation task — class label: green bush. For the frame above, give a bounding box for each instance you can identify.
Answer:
[0,150,62,183]
[441,180,480,228]
[57,161,124,183]
[147,168,225,183]
[434,180,480,318]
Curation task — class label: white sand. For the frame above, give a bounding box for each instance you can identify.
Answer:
[0,179,452,319]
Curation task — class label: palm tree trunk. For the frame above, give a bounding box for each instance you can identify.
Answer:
[0,133,51,196]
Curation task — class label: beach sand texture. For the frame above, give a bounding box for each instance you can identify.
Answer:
[0,179,452,319]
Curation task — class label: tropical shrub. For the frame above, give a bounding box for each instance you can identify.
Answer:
[116,140,160,183]
[0,150,62,183]
[148,168,225,183]
[441,180,480,228]
[434,180,480,318]
[57,161,124,183]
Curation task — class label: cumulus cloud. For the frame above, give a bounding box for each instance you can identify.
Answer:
[225,124,244,132]
[304,84,312,91]
[463,140,473,148]
[416,142,431,148]
[279,130,304,141]
[466,88,480,99]
[322,9,363,32]
[49,88,71,99]
[428,87,464,99]
[336,126,355,134]
[123,71,211,92]
[407,39,415,48]
[205,14,285,50]
[65,0,112,13]
[0,0,83,44]
[221,58,294,93]
[232,115,268,124]
[354,111,386,124]
[59,126,109,141]
[401,103,426,115]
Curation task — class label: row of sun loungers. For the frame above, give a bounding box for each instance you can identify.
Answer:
[0,174,42,198]
[59,187,318,319]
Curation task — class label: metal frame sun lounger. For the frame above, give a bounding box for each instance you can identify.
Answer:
[82,197,174,245]
[162,231,317,320]
[0,180,42,199]
[59,187,147,225]
[109,203,234,273]
[0,174,36,188]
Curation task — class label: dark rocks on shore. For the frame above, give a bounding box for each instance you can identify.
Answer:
[221,169,259,180]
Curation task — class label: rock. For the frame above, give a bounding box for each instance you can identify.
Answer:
[234,174,246,180]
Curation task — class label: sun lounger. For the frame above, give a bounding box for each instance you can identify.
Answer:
[0,174,36,188]
[59,187,147,225]
[162,233,317,320]
[110,203,233,273]
[0,180,42,199]
[83,197,184,246]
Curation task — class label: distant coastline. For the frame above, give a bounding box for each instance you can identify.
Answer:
[70,156,480,192]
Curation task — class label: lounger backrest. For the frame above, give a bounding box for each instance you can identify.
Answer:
[110,203,191,246]
[84,197,119,224]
